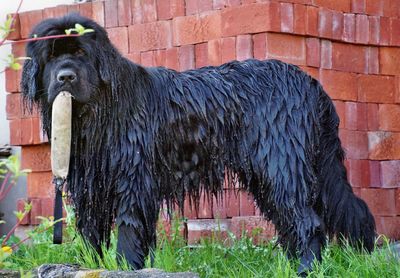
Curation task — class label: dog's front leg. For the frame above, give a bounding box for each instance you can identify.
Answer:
[115,165,159,270]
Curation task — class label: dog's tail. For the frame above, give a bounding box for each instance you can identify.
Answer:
[316,83,376,252]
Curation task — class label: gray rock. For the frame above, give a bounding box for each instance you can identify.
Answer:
[32,264,199,278]
[0,270,20,278]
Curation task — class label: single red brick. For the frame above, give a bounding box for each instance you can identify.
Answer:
[154,49,166,67]
[378,104,400,131]
[345,102,368,131]
[356,14,369,44]
[9,119,21,146]
[366,0,384,16]
[174,11,221,45]
[390,18,400,46]
[198,193,213,218]
[104,0,118,27]
[157,0,171,20]
[108,27,129,54]
[313,0,351,12]
[358,75,395,103]
[20,117,41,145]
[131,0,143,24]
[380,17,391,45]
[171,0,185,17]
[178,45,195,71]
[347,159,370,187]
[221,37,236,63]
[332,42,367,73]
[293,4,306,35]
[186,0,198,15]
[281,2,294,33]
[221,3,271,37]
[6,93,21,120]
[380,160,400,188]
[342,13,356,42]
[320,70,358,101]
[129,21,172,52]
[368,16,380,45]
[92,1,105,27]
[331,11,344,40]
[140,51,155,67]
[265,33,306,66]
[19,10,43,39]
[319,8,333,38]
[117,0,131,26]
[351,0,366,13]
[5,67,20,93]
[21,144,51,172]
[6,13,21,40]
[376,216,400,239]
[166,47,179,71]
[380,47,400,75]
[27,171,53,199]
[236,35,253,61]
[16,199,30,225]
[360,188,396,216]
[158,0,185,19]
[368,131,400,160]
[252,33,266,60]
[339,129,369,159]
[396,188,400,215]
[320,40,332,69]
[306,5,319,36]
[269,1,281,32]
[43,5,68,19]
[369,160,381,187]
[142,0,157,22]
[367,103,379,130]
[195,43,208,68]
[208,39,222,66]
[78,2,93,18]
[239,191,255,216]
[333,100,346,128]
[306,38,320,68]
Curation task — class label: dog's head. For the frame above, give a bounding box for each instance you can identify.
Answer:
[21,13,119,108]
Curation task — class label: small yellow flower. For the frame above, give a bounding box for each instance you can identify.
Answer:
[1,246,12,254]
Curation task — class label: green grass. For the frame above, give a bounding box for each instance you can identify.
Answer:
[3,217,400,278]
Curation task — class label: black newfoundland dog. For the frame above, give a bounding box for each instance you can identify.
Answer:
[21,14,375,274]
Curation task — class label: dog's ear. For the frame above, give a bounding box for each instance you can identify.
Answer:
[21,57,40,105]
[95,42,121,96]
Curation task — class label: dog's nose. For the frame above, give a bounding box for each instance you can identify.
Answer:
[57,69,77,84]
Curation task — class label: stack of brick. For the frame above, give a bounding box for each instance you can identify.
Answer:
[4,0,400,242]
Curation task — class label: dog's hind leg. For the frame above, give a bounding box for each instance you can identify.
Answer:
[317,88,376,251]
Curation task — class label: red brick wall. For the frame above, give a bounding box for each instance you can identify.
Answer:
[4,0,400,241]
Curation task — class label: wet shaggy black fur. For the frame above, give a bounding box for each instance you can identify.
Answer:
[21,14,376,273]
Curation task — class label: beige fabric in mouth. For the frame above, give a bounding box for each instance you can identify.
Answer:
[51,91,72,179]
